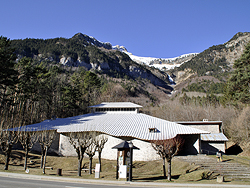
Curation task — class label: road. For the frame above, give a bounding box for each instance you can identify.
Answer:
[0,176,130,188]
[0,174,250,188]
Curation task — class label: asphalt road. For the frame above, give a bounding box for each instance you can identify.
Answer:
[0,176,129,188]
[0,173,250,188]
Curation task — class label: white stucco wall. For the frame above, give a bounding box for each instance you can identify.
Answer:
[212,143,226,153]
[59,133,161,161]
[193,135,201,153]
[201,142,226,153]
[131,139,161,161]
[101,136,161,161]
[209,143,226,153]
[58,133,203,160]
[59,134,78,157]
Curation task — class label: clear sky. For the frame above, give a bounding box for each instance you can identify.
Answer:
[1,0,250,58]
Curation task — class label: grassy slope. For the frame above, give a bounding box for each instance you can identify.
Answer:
[1,150,250,185]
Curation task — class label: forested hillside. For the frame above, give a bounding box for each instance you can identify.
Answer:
[170,32,250,96]
[9,33,173,105]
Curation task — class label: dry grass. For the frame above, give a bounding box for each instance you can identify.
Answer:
[0,150,247,184]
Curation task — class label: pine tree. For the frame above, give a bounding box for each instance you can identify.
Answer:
[0,36,18,110]
[0,36,19,170]
[225,42,250,104]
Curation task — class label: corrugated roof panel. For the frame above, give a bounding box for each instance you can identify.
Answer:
[201,133,228,141]
[89,102,142,108]
[20,112,209,141]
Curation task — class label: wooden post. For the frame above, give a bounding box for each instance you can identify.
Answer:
[116,150,119,179]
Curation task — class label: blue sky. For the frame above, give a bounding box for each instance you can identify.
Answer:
[1,0,250,58]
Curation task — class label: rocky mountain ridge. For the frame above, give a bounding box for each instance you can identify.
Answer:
[10,34,174,104]
[72,33,113,49]
[10,32,250,102]
[171,32,250,95]
[113,45,198,71]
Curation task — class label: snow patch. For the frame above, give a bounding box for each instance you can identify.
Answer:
[125,52,198,70]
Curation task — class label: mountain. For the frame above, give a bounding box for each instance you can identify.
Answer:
[113,45,198,71]
[10,33,174,105]
[9,32,250,102]
[11,33,170,85]
[175,32,250,77]
[169,32,250,95]
[113,32,250,97]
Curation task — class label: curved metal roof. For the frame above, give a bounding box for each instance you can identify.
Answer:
[16,108,209,140]
[55,112,208,140]
[89,102,142,108]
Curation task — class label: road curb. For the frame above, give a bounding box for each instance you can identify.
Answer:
[0,172,250,187]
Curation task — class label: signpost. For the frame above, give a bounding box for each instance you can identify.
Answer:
[128,141,133,181]
[112,141,139,181]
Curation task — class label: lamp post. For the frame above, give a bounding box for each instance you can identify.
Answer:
[128,141,133,181]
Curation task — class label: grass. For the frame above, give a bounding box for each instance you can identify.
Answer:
[0,150,249,184]
[209,154,250,166]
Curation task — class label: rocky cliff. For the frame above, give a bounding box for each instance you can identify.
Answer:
[10,33,174,104]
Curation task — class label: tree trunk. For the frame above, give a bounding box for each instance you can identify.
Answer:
[24,148,29,170]
[42,146,48,174]
[167,159,171,181]
[24,135,31,171]
[4,145,12,170]
[89,156,93,174]
[98,151,102,172]
[77,157,83,177]
[162,157,166,178]
[77,147,86,177]
[40,147,45,168]
[4,150,11,170]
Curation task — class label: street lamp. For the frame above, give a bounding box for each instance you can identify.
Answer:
[128,141,133,181]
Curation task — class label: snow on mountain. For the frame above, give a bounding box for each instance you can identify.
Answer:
[73,34,197,71]
[113,45,198,71]
[126,52,198,71]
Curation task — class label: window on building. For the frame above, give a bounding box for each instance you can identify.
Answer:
[149,128,157,133]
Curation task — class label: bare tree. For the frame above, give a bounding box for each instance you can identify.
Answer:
[18,129,37,170]
[151,135,184,181]
[0,128,18,170]
[0,103,19,170]
[227,106,250,143]
[95,135,108,172]
[37,129,55,174]
[68,132,92,176]
[85,137,97,174]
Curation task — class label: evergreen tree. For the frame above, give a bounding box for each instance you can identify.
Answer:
[225,42,250,104]
[0,37,19,170]
[16,57,50,122]
[0,36,18,111]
